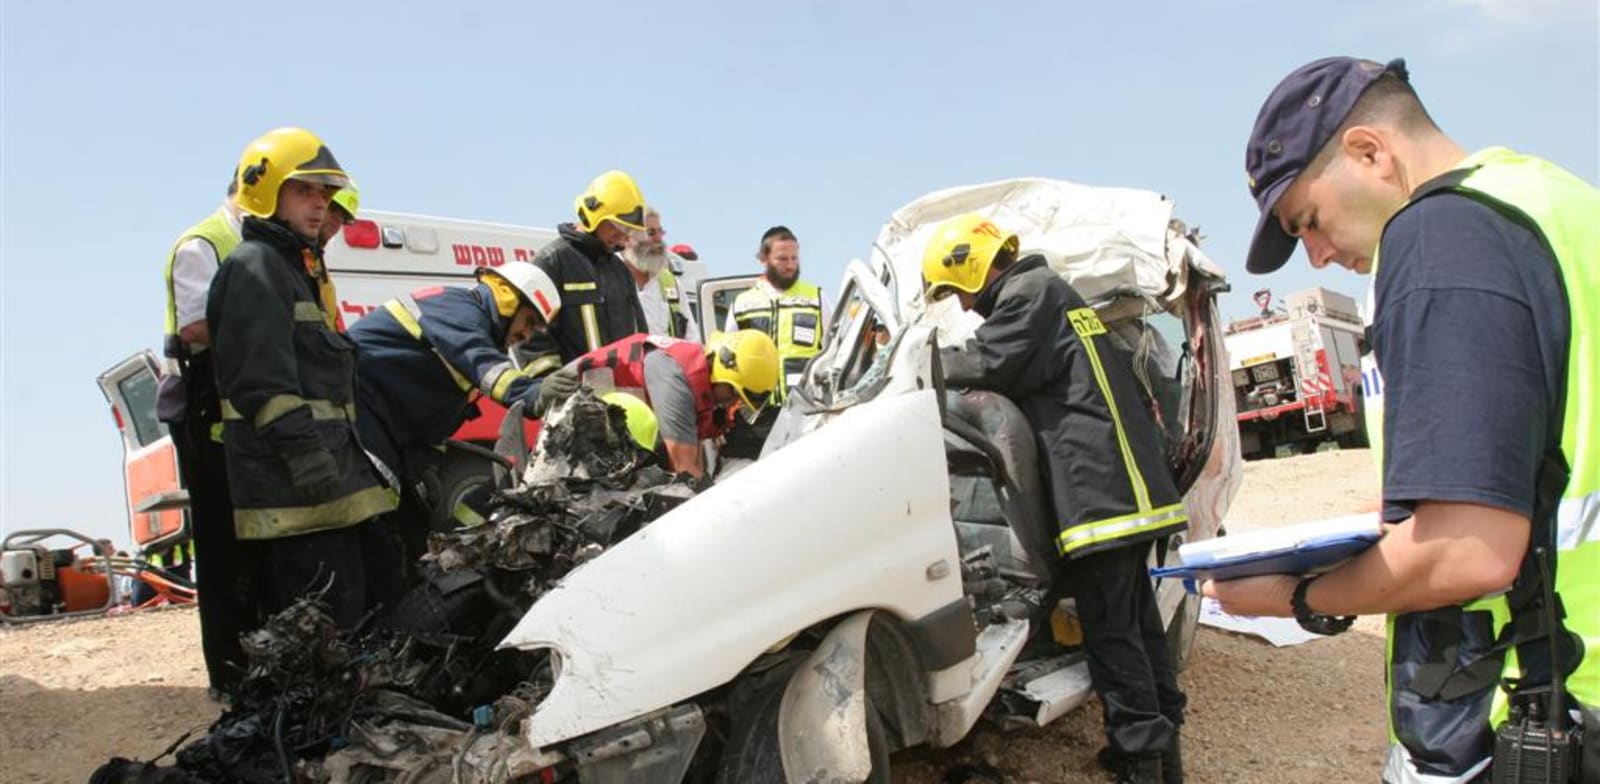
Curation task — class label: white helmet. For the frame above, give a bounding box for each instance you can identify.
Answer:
[477,261,561,323]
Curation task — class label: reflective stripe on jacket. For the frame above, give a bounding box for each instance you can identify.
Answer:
[941,256,1185,559]
[207,216,394,540]
[531,223,648,361]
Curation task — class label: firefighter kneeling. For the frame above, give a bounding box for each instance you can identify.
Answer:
[536,330,780,480]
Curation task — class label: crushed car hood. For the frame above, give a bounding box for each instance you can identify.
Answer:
[500,389,964,748]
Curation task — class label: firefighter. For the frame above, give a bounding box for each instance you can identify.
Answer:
[537,330,779,479]
[205,127,399,630]
[924,213,1188,784]
[623,206,700,341]
[318,184,359,247]
[727,225,825,400]
[157,164,256,699]
[1209,57,1598,782]
[346,262,562,554]
[529,170,650,363]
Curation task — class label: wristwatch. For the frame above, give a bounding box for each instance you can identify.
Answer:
[1291,576,1356,636]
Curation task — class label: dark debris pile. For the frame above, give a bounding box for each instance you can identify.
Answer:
[90,389,699,784]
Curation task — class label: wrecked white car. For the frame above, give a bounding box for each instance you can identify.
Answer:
[92,179,1240,784]
[495,178,1242,782]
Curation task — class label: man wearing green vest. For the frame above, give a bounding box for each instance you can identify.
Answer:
[727,225,825,401]
[1207,57,1598,782]
[158,167,256,700]
[624,206,700,341]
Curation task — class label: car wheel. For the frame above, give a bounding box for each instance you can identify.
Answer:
[715,658,890,784]
[1166,589,1201,672]
[429,450,496,534]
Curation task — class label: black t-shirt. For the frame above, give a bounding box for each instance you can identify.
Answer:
[1372,191,1570,523]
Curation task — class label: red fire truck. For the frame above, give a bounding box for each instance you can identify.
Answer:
[1223,287,1367,459]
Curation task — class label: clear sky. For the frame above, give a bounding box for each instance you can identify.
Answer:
[3,0,1596,549]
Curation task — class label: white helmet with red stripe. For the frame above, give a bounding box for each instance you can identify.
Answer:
[478,261,561,323]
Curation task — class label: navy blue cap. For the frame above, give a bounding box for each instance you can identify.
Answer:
[1244,57,1408,273]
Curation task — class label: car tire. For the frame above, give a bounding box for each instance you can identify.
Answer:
[715,657,891,784]
[429,450,496,534]
[1166,589,1201,672]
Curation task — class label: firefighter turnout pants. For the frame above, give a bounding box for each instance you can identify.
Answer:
[168,359,259,695]
[266,518,404,630]
[1068,541,1186,758]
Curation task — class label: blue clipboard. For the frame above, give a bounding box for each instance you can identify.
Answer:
[1149,530,1382,584]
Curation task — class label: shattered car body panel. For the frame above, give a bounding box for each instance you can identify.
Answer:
[502,389,964,748]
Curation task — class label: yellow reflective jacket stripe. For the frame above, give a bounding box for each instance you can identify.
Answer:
[1070,307,1153,513]
[382,298,475,393]
[1057,503,1187,556]
[233,485,396,540]
[220,397,355,425]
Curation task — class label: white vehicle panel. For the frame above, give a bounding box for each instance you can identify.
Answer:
[504,389,964,748]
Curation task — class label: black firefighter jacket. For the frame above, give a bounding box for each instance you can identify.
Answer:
[206,217,396,540]
[529,222,648,363]
[940,256,1186,560]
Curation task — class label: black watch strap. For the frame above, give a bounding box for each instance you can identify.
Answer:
[1291,576,1355,636]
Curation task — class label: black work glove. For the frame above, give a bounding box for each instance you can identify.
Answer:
[284,448,342,504]
[534,366,581,416]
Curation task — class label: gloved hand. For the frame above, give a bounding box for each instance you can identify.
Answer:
[284,447,342,504]
[534,367,581,416]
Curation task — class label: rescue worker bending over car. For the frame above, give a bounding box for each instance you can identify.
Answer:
[346,262,562,560]
[537,330,779,480]
[925,213,1187,784]
[206,127,399,630]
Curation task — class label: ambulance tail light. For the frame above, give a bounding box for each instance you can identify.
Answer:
[343,220,382,249]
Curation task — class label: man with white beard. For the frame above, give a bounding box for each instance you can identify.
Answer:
[624,206,700,341]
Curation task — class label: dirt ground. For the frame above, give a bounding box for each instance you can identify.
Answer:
[0,448,1384,784]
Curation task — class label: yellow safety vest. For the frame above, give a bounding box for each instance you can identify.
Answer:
[164,209,241,339]
[657,268,685,338]
[731,279,823,401]
[1366,147,1600,783]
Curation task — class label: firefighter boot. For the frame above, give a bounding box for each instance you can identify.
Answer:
[1113,754,1164,784]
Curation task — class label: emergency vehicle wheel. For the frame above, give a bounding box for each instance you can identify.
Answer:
[429,452,496,533]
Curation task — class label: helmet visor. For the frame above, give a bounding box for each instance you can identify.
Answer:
[924,283,958,303]
[288,171,351,190]
[608,204,647,231]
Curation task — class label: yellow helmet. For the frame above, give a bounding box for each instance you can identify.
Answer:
[601,392,659,451]
[921,212,1019,302]
[234,127,350,218]
[330,183,360,221]
[574,170,647,232]
[707,330,780,420]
